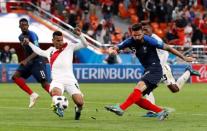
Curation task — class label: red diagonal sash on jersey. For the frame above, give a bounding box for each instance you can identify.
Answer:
[50,43,67,70]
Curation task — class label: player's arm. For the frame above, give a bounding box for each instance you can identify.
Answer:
[108,38,133,54]
[78,31,88,48]
[72,28,89,50]
[24,38,49,58]
[18,37,37,65]
[162,44,195,62]
[144,35,195,62]
[20,32,40,65]
[24,53,37,61]
[28,43,48,58]
[21,51,37,65]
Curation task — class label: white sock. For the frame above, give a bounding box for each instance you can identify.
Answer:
[75,106,82,112]
[176,70,190,90]
[145,92,155,104]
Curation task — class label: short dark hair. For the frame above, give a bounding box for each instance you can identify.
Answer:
[19,18,28,24]
[131,23,142,31]
[53,31,63,38]
[141,20,150,26]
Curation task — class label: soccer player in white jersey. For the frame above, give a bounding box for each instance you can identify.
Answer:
[23,28,88,120]
[141,20,200,117]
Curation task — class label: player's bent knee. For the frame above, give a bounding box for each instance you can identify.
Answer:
[40,79,48,85]
[168,84,179,93]
[51,88,62,96]
[135,81,147,92]
[40,80,49,88]
[12,72,21,80]
[12,75,19,80]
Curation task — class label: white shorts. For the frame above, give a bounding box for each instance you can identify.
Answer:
[161,64,176,85]
[50,81,82,96]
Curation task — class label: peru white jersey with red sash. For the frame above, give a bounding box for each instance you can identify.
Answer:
[28,34,88,84]
[47,43,77,84]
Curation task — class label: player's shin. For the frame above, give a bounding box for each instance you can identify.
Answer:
[13,77,33,95]
[120,88,142,110]
[176,71,190,90]
[72,94,84,120]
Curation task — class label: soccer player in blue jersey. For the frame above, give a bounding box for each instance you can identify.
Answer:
[12,18,50,108]
[141,20,200,117]
[105,23,195,120]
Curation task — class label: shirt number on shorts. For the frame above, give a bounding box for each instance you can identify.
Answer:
[40,70,46,79]
[162,74,167,81]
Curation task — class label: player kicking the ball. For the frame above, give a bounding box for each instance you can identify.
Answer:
[141,20,200,117]
[105,23,195,120]
[23,28,88,120]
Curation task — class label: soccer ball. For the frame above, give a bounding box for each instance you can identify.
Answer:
[53,96,69,110]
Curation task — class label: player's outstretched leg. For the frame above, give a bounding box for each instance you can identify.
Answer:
[29,92,39,108]
[186,65,200,76]
[105,88,142,116]
[175,66,200,91]
[105,105,124,116]
[135,98,170,120]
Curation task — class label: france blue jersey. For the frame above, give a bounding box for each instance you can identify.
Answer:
[19,30,42,61]
[118,35,164,69]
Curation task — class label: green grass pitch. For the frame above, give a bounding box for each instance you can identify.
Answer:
[0,83,207,131]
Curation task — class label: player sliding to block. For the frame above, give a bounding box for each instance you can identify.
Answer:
[23,28,88,120]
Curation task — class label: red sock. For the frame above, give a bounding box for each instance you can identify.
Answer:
[43,83,50,93]
[135,98,162,113]
[13,77,33,95]
[120,89,141,110]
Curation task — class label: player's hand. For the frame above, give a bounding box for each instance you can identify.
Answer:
[20,60,28,66]
[23,38,30,45]
[73,27,81,36]
[184,56,195,62]
[108,47,118,55]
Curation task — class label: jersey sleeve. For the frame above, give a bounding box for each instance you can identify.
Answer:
[29,31,39,47]
[117,38,133,50]
[72,34,88,51]
[18,35,22,42]
[28,42,52,59]
[144,35,164,49]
